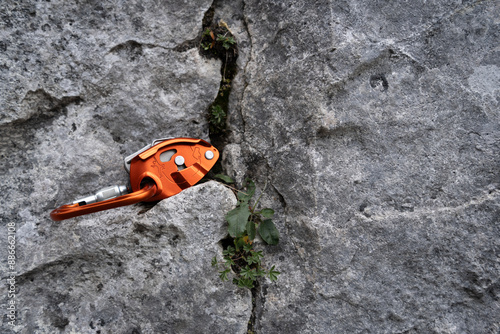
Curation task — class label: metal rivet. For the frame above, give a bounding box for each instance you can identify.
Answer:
[205,150,214,160]
[174,156,185,166]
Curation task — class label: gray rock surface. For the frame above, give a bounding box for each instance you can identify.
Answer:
[0,0,220,221]
[223,1,500,333]
[1,0,500,333]
[5,182,250,333]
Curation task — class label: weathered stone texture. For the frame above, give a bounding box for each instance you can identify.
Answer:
[1,0,499,333]
[0,0,220,219]
[5,182,250,333]
[223,0,500,333]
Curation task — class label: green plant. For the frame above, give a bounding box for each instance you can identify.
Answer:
[209,105,226,128]
[200,21,238,143]
[219,78,231,97]
[214,173,234,184]
[201,28,215,50]
[217,34,236,50]
[212,177,280,289]
[200,28,236,52]
[202,28,212,39]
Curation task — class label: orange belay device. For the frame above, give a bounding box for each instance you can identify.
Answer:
[50,138,219,221]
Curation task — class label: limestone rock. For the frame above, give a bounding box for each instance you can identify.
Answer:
[223,0,500,333]
[7,182,251,333]
[1,0,500,333]
[0,0,221,221]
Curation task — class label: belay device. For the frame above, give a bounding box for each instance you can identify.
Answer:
[50,138,219,221]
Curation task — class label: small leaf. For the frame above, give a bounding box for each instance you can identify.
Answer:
[243,243,253,252]
[234,236,246,251]
[268,265,280,281]
[240,266,251,279]
[226,205,250,238]
[258,219,280,245]
[211,256,218,267]
[237,179,255,202]
[260,208,274,218]
[246,252,262,265]
[219,269,230,281]
[236,278,254,289]
[237,192,250,203]
[224,257,235,266]
[256,266,267,277]
[252,250,263,261]
[222,246,235,256]
[246,219,256,240]
[240,266,257,280]
[215,174,235,184]
[246,254,257,265]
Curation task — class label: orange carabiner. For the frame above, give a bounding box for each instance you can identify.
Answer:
[50,138,219,221]
[50,183,158,221]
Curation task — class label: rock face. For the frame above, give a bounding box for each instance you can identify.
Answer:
[1,0,500,333]
[0,0,221,220]
[7,182,251,333]
[224,1,500,333]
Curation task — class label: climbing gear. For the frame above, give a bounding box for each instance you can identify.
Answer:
[50,138,219,221]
